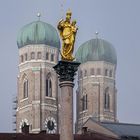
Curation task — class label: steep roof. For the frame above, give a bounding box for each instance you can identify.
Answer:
[80,117,140,139]
[101,122,140,137]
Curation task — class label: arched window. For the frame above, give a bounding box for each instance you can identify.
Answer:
[46,52,49,60]
[82,94,88,111]
[109,70,113,77]
[37,52,41,59]
[31,52,35,59]
[104,87,110,110]
[51,54,54,61]
[25,53,28,61]
[78,70,82,79]
[46,78,52,97]
[84,70,87,77]
[90,68,95,75]
[23,79,28,98]
[21,55,24,63]
[105,69,108,76]
[97,68,101,75]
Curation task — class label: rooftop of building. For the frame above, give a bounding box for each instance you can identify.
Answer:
[84,117,140,139]
[75,38,117,64]
[101,121,140,137]
[17,20,60,48]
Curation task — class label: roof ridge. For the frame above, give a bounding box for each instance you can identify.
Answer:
[101,121,140,126]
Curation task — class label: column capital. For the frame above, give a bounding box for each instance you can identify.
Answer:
[53,61,80,82]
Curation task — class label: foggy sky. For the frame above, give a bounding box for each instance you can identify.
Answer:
[0,0,140,132]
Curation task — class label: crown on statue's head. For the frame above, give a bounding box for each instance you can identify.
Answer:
[66,9,72,16]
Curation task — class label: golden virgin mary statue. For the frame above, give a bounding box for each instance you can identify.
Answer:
[57,10,78,61]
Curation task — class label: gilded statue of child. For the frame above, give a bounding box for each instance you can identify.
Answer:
[57,10,78,61]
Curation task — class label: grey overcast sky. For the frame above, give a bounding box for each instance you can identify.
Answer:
[0,0,140,132]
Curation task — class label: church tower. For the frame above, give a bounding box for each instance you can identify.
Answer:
[75,37,117,131]
[16,20,60,133]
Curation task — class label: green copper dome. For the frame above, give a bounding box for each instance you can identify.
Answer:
[17,21,60,48]
[75,38,117,64]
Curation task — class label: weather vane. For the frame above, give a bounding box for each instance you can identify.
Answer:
[57,10,78,61]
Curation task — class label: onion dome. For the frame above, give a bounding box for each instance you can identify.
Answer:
[75,38,117,64]
[17,21,60,48]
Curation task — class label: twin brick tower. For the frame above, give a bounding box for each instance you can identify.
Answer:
[15,14,117,134]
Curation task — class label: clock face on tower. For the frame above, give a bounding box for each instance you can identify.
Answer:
[45,117,57,134]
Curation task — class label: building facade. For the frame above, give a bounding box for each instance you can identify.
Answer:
[16,18,118,134]
[75,38,117,131]
[16,20,60,133]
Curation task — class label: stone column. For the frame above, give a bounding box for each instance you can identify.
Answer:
[53,61,80,140]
